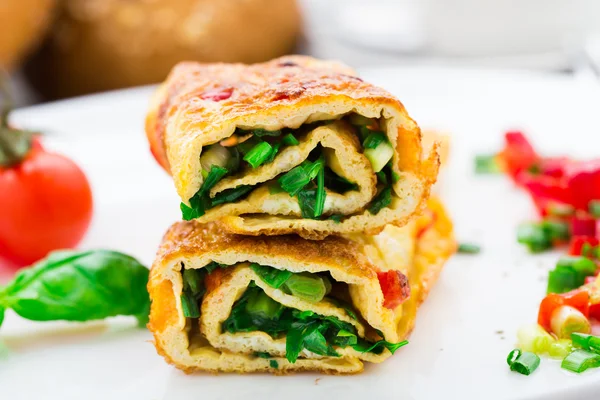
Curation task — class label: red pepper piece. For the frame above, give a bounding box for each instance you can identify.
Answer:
[499,131,539,179]
[377,270,411,309]
[589,303,600,321]
[565,159,600,210]
[539,157,570,178]
[572,215,597,237]
[538,289,590,332]
[569,236,599,256]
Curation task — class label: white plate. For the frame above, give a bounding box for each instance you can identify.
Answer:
[2,67,600,400]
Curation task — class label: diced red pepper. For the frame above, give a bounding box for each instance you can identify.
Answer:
[538,289,590,332]
[564,159,600,211]
[499,131,539,180]
[569,236,599,256]
[377,270,411,309]
[539,157,570,178]
[572,215,597,237]
[589,303,600,321]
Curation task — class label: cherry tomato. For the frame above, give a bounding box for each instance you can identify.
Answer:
[377,270,410,309]
[0,148,93,266]
[538,289,589,332]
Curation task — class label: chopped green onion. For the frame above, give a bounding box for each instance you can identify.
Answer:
[314,168,326,218]
[561,349,600,373]
[541,220,570,241]
[550,305,591,339]
[298,189,318,219]
[245,290,284,320]
[589,200,600,218]
[200,144,231,172]
[507,350,540,375]
[303,157,325,180]
[548,339,573,359]
[182,268,204,295]
[376,171,388,185]
[335,330,358,346]
[363,132,387,149]
[364,141,394,173]
[252,128,282,137]
[278,166,310,196]
[269,360,279,369]
[211,185,254,206]
[283,274,328,303]
[282,133,299,146]
[250,264,292,289]
[457,243,481,254]
[201,166,228,194]
[181,165,228,220]
[547,202,575,218]
[571,333,600,354]
[201,169,209,179]
[368,187,392,215]
[255,352,271,359]
[180,292,200,318]
[507,349,521,366]
[243,141,274,168]
[391,171,400,184]
[236,136,261,155]
[264,142,281,164]
[548,256,597,294]
[474,154,501,174]
[517,324,555,354]
[517,222,552,252]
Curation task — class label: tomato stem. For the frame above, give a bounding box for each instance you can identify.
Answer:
[0,75,34,167]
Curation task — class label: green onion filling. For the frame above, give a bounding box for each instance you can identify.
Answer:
[181,114,398,220]
[222,285,407,363]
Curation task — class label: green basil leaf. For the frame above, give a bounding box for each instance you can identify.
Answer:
[0,250,150,326]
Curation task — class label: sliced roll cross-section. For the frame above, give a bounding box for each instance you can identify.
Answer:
[147,198,456,374]
[146,55,439,239]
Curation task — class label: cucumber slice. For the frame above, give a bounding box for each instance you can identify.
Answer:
[364,141,393,173]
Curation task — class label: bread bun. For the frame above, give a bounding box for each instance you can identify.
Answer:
[25,0,302,99]
[0,0,56,71]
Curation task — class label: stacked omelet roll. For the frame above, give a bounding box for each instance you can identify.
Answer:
[146,56,456,374]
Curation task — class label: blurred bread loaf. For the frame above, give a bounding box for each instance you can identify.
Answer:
[0,0,56,71]
[25,0,302,98]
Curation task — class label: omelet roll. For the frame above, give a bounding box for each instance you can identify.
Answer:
[147,197,455,374]
[146,55,439,239]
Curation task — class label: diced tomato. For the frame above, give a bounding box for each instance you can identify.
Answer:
[538,289,590,332]
[377,270,410,309]
[569,236,599,256]
[499,131,539,179]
